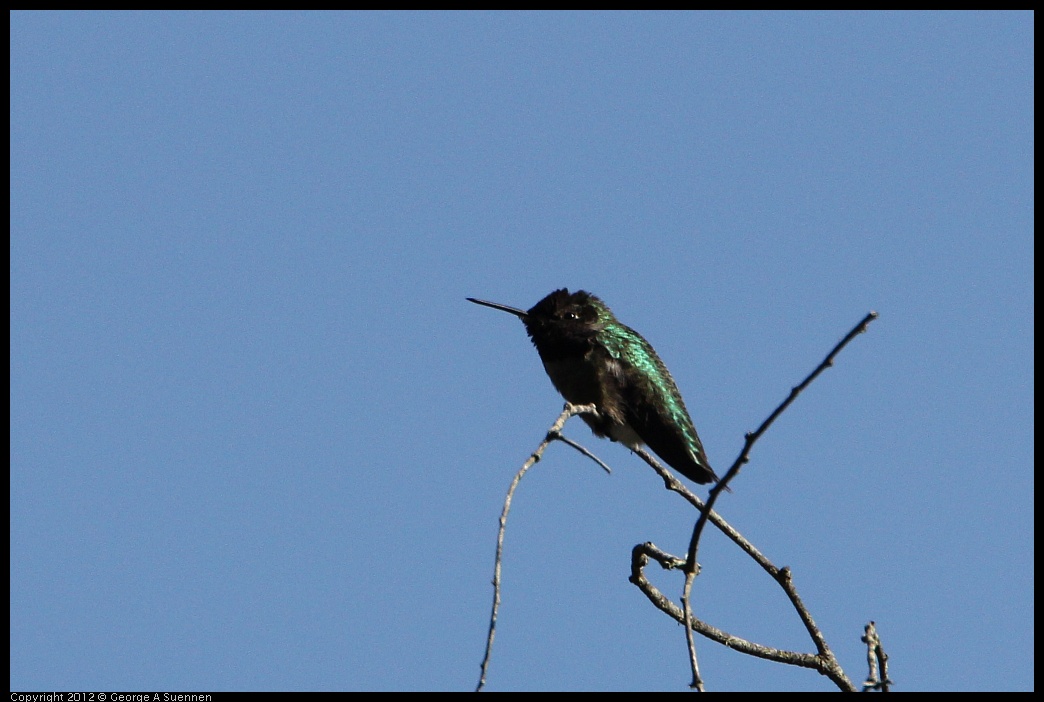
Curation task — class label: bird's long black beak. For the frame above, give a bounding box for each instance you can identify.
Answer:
[467,297,528,320]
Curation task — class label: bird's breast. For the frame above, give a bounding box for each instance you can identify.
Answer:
[541,356,602,405]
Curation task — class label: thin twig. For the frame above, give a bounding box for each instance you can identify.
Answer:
[553,434,613,474]
[680,311,878,689]
[631,446,774,568]
[476,403,600,692]
[629,543,857,691]
[862,621,892,692]
[625,466,857,689]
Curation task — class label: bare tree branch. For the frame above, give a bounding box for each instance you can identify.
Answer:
[475,403,602,692]
[553,433,613,474]
[679,311,878,689]
[630,542,857,690]
[862,621,892,692]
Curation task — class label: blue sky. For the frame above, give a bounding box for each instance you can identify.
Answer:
[10,11,1032,692]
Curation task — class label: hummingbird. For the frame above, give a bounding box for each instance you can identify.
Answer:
[467,289,720,485]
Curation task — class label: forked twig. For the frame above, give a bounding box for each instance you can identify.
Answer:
[475,403,603,692]
[679,311,877,690]
[862,621,892,691]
